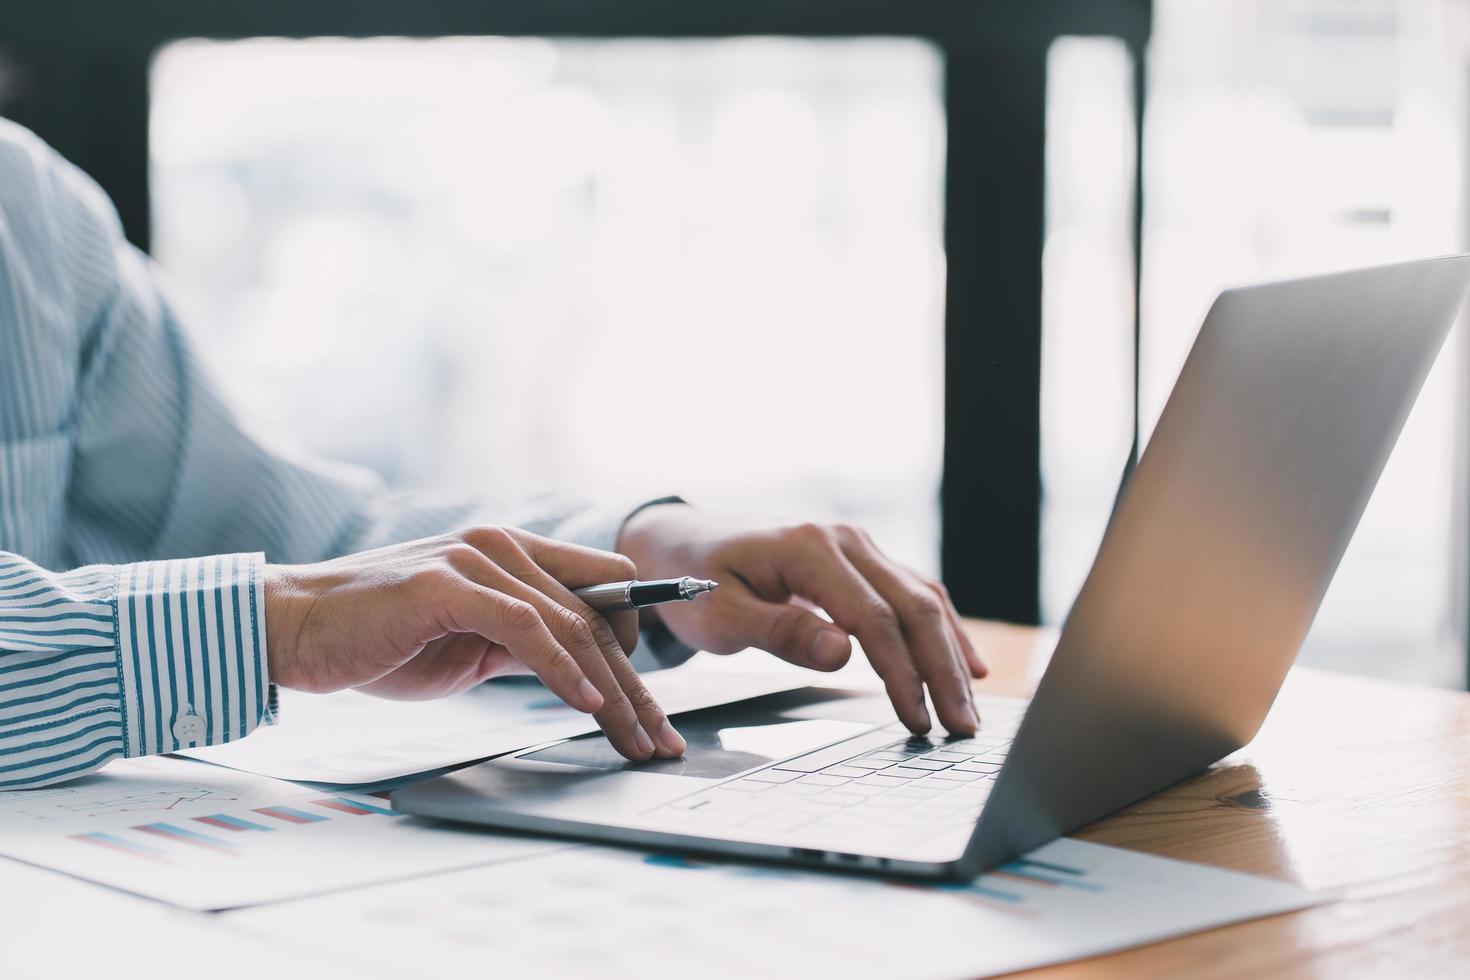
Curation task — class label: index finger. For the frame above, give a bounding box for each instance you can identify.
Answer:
[509,530,638,589]
[781,538,931,734]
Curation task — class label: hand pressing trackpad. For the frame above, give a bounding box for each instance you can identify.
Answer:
[521,718,873,780]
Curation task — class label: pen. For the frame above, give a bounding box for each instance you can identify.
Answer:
[573,577,719,613]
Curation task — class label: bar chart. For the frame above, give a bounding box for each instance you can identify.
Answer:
[0,758,564,909]
[69,792,400,863]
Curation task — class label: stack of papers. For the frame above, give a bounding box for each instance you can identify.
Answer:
[181,650,814,783]
[229,838,1320,978]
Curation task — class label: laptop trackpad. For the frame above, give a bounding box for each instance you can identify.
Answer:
[520,718,873,780]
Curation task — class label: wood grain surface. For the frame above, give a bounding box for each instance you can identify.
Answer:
[961,620,1470,979]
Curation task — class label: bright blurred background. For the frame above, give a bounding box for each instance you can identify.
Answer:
[140,0,1470,688]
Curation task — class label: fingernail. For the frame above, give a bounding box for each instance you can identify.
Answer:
[809,630,847,668]
[576,678,603,712]
[658,719,687,756]
[633,727,656,757]
[954,699,978,733]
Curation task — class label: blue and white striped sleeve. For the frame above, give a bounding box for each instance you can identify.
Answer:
[0,551,270,789]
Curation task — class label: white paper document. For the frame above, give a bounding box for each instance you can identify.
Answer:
[0,755,565,910]
[181,651,812,784]
[230,838,1320,978]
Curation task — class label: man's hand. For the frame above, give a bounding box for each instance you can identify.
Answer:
[619,506,987,736]
[263,527,686,762]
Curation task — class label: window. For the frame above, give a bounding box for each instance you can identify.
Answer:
[150,36,947,571]
[1042,0,1467,687]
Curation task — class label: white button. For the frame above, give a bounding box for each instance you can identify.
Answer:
[172,713,206,744]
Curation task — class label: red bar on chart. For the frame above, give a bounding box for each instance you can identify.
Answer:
[71,832,168,863]
[253,805,328,825]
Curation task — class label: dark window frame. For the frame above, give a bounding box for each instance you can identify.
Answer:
[4,0,1152,624]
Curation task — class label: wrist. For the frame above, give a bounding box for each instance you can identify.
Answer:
[262,563,308,689]
[618,503,696,576]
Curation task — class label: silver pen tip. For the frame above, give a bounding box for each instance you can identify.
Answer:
[680,578,719,599]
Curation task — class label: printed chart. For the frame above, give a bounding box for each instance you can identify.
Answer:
[69,791,396,862]
[229,838,1320,979]
[0,756,564,909]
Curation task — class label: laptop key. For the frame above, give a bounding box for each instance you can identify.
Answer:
[893,758,950,771]
[797,773,852,787]
[843,758,895,771]
[856,773,912,788]
[922,751,974,764]
[955,761,1003,774]
[825,782,888,797]
[889,766,942,779]
[741,769,803,784]
[820,765,877,779]
[926,769,985,782]
[770,781,830,795]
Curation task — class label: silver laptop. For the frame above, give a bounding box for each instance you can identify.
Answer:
[396,256,1470,879]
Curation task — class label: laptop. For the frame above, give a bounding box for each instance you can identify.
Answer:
[396,256,1470,880]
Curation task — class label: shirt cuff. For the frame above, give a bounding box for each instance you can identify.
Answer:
[114,552,271,757]
[549,495,686,555]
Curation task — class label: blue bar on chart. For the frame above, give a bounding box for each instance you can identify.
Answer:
[134,822,237,855]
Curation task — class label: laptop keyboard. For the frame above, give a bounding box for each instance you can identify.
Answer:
[647,714,1021,853]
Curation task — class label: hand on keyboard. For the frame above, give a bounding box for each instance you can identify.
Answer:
[619,507,988,736]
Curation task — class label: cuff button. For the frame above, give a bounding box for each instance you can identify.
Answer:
[172,712,206,745]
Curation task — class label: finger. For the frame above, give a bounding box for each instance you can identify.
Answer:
[779,531,930,734]
[931,580,987,679]
[839,536,977,735]
[716,584,853,672]
[453,545,679,759]
[604,608,640,661]
[453,555,666,761]
[505,529,639,589]
[458,529,640,653]
[433,576,605,716]
[504,560,685,759]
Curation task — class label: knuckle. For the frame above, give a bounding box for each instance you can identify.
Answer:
[791,521,831,545]
[562,613,597,651]
[863,597,901,634]
[501,598,543,634]
[625,683,661,715]
[462,524,516,555]
[585,614,622,652]
[909,590,945,622]
[441,543,484,570]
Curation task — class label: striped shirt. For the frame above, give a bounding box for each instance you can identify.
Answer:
[0,119,677,789]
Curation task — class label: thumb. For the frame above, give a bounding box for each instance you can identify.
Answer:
[731,593,853,672]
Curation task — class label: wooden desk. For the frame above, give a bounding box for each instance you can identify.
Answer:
[965,620,1470,978]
